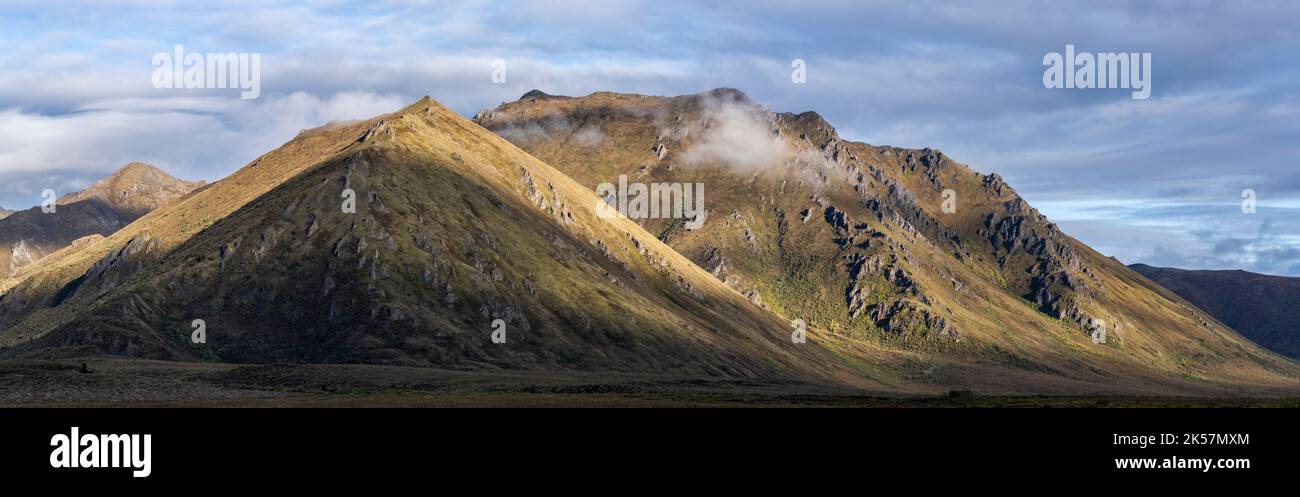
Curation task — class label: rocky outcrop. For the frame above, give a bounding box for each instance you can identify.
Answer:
[867,299,958,341]
[981,203,1100,323]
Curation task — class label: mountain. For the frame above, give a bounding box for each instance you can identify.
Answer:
[0,163,203,280]
[57,162,206,218]
[473,88,1300,395]
[0,97,875,388]
[1,92,1295,398]
[0,207,13,220]
[1130,264,1300,360]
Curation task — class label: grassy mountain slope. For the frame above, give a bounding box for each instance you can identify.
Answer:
[0,97,881,388]
[474,89,1300,394]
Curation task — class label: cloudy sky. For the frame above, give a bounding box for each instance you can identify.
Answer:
[1,0,1298,274]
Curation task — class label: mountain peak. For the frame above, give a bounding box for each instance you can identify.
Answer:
[520,89,551,99]
[698,87,751,104]
[513,89,574,103]
[58,162,205,217]
[115,161,164,175]
[102,162,179,187]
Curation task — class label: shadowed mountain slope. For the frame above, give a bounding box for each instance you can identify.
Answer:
[1131,263,1300,360]
[0,97,882,388]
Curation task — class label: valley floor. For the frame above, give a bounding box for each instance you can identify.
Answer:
[2,357,1298,407]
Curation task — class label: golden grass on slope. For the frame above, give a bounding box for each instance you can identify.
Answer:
[350,97,891,386]
[1,122,378,296]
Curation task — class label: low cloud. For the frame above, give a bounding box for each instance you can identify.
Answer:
[679,97,789,172]
[571,125,606,146]
[492,111,607,148]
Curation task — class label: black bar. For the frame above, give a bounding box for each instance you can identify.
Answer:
[1,408,1289,486]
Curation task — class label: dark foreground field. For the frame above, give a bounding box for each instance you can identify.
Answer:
[3,358,1299,407]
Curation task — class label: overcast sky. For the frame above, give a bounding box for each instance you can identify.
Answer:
[1,0,1298,274]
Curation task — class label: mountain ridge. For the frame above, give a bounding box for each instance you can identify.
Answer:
[474,88,1300,394]
[0,91,1293,397]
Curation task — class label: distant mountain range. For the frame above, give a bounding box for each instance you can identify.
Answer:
[1131,263,1300,360]
[0,162,203,281]
[0,90,1294,399]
